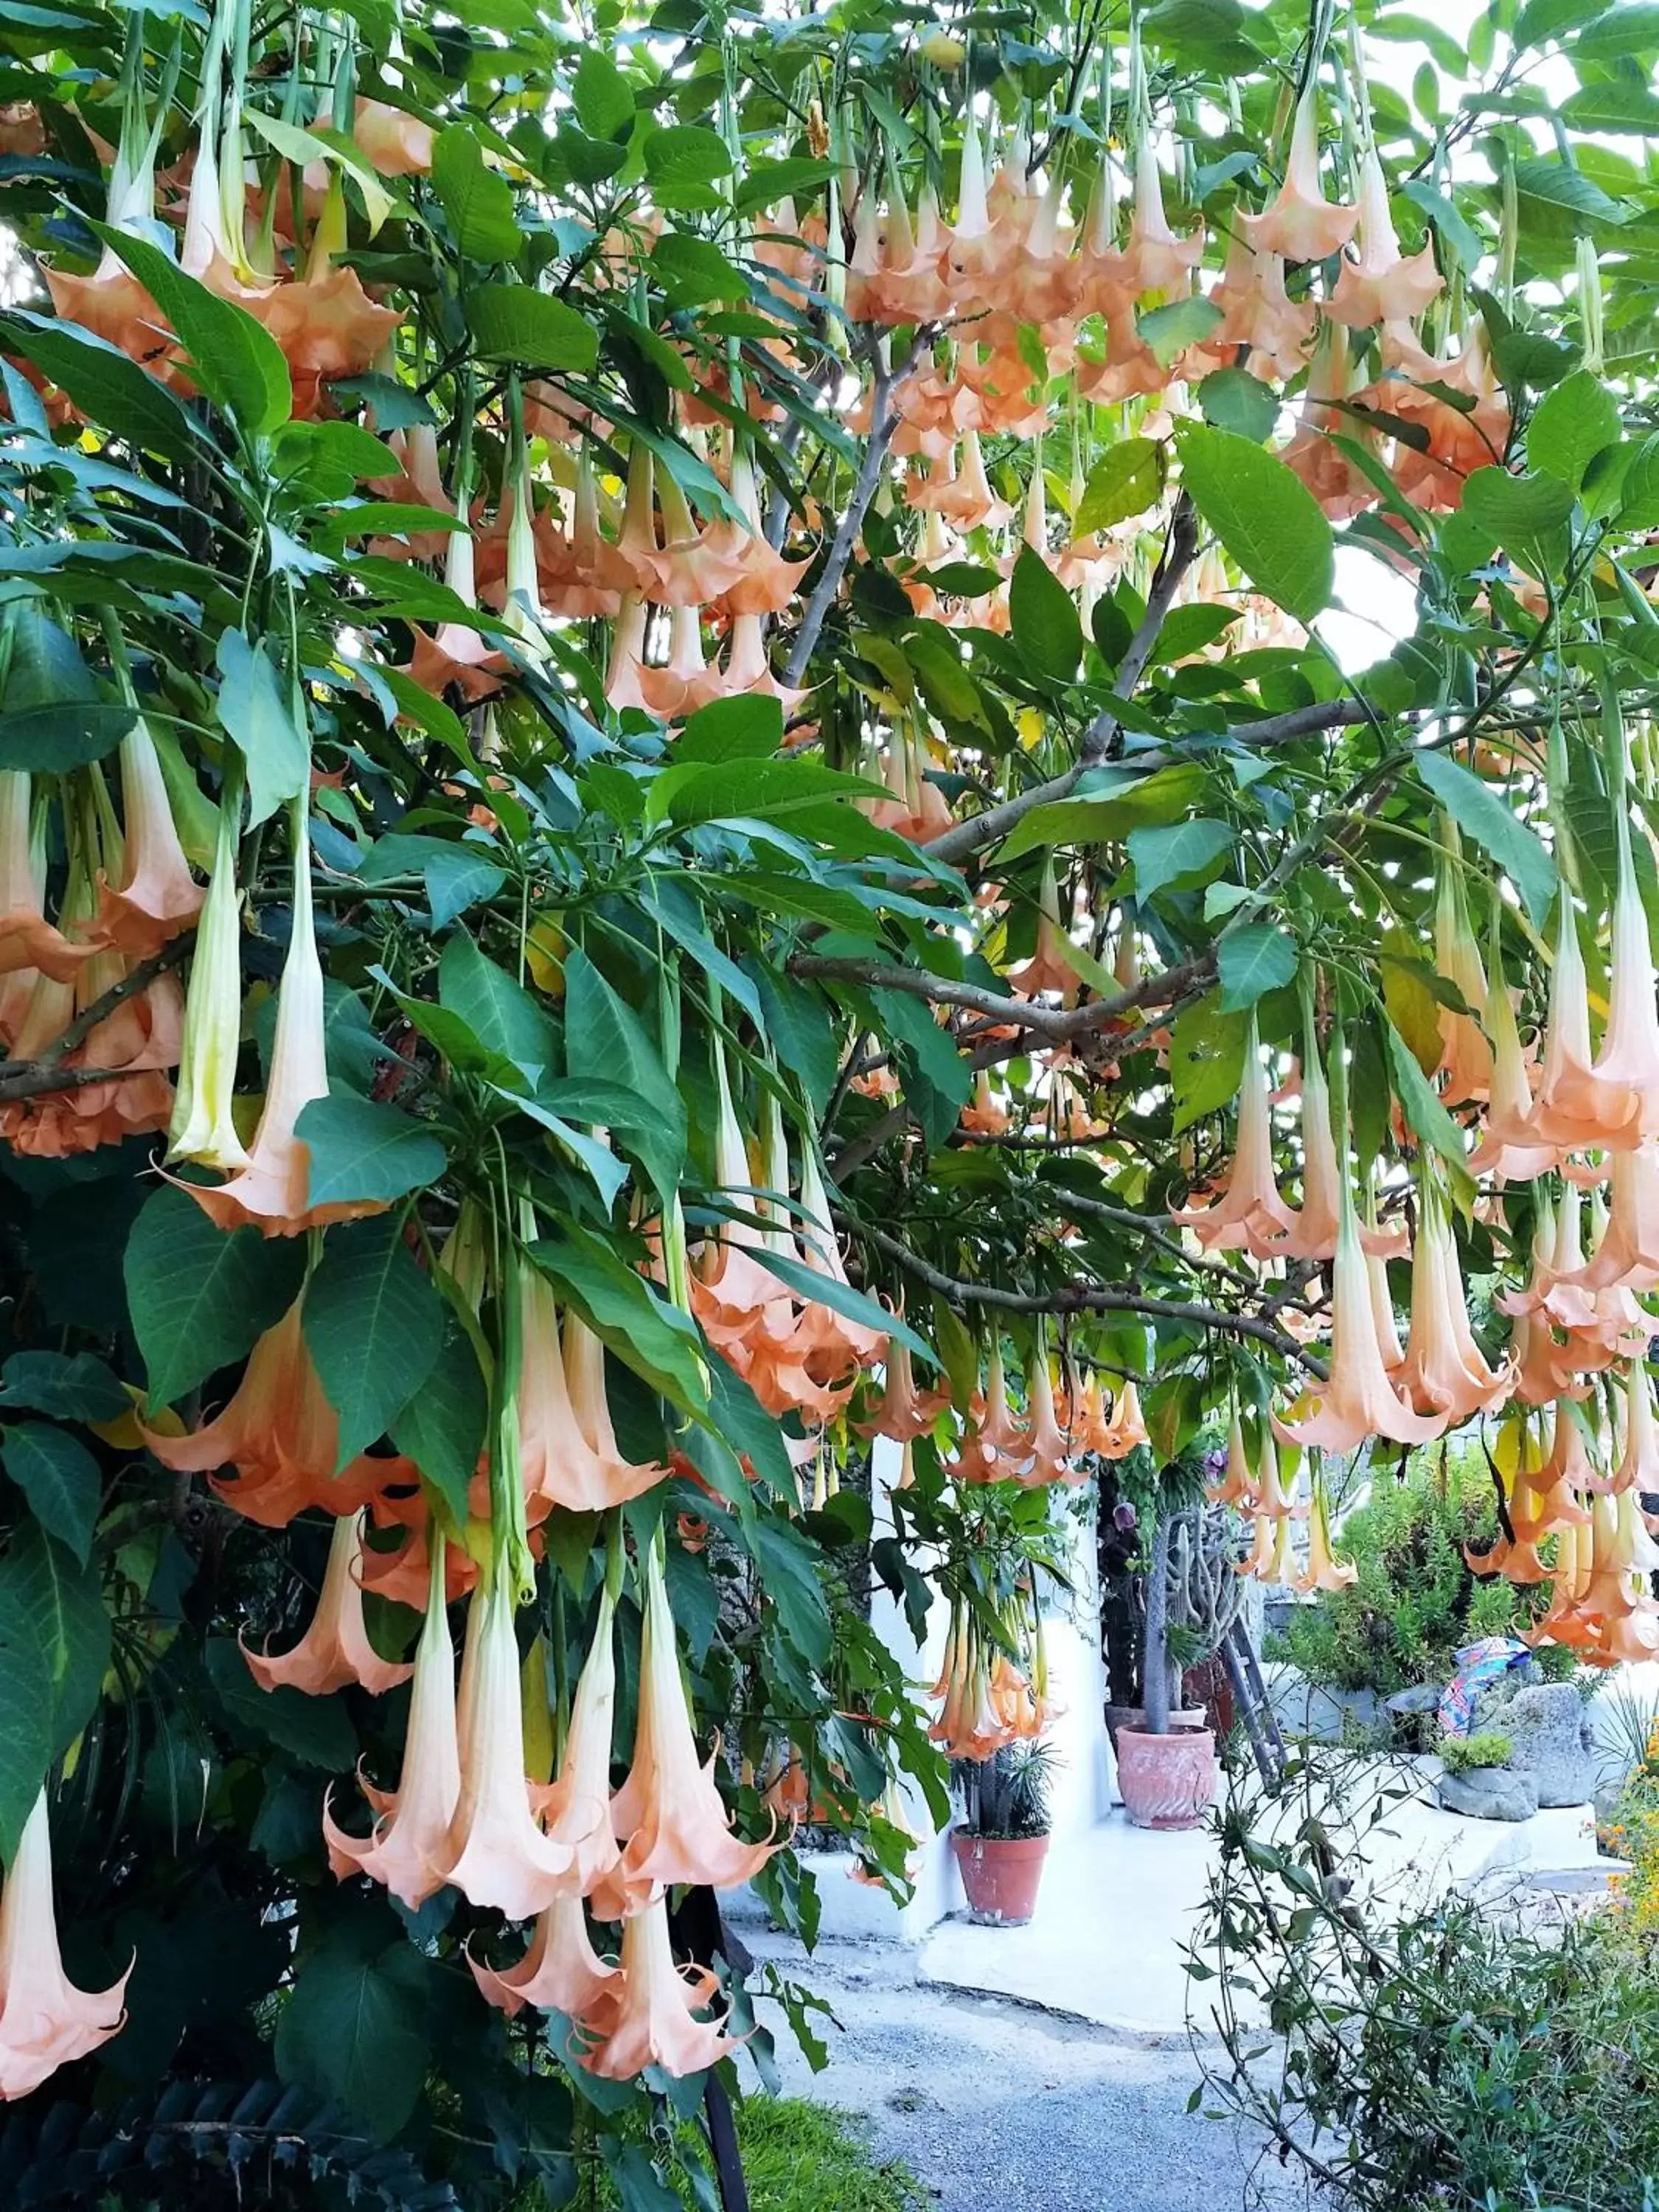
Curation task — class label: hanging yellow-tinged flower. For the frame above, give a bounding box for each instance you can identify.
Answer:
[167,787,248,1172]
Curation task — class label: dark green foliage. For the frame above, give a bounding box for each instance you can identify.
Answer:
[1198,1754,1659,2212]
[1268,1452,1568,1696]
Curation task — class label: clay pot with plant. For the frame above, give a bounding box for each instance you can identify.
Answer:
[1116,1504,1222,1831]
[951,1739,1058,1925]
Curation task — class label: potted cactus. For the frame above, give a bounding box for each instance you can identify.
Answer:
[950,1740,1058,1925]
[1115,1503,1224,1830]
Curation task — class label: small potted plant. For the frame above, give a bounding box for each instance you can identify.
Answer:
[950,1739,1058,1925]
[1116,1502,1220,1830]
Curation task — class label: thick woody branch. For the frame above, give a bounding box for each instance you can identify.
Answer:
[0,939,191,1102]
[925,493,1200,869]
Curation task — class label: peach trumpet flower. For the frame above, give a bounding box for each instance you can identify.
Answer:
[142,1295,396,1526]
[1121,136,1203,296]
[243,1507,413,1696]
[1275,1203,1445,1453]
[324,1533,462,1909]
[0,772,99,995]
[535,1581,623,1897]
[1395,1179,1513,1425]
[470,1893,620,2023]
[1567,1141,1659,1293]
[593,1544,777,1919]
[0,1788,130,2098]
[1237,83,1358,263]
[516,1260,662,1513]
[1206,1407,1258,1509]
[1170,1016,1295,1256]
[1526,884,1646,1154]
[181,800,387,1235]
[858,1329,949,1441]
[581,1893,736,2080]
[441,1568,575,1919]
[91,714,204,956]
[407,501,509,704]
[1326,145,1443,330]
[1295,1475,1357,1595]
[1466,914,1555,1182]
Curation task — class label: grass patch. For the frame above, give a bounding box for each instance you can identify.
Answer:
[720,2096,925,2211]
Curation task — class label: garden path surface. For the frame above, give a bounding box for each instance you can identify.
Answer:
[751,1936,1296,2212]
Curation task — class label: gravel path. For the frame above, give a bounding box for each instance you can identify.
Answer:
[750,1938,1300,2212]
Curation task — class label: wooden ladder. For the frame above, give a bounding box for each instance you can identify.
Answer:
[1220,1616,1289,1790]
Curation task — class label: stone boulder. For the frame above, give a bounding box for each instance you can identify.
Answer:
[1487,1683,1598,1809]
[1436,1767,1539,1822]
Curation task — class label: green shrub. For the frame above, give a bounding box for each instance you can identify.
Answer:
[1439,1729,1512,1773]
[1267,1451,1568,1696]
[1197,1754,1659,2212]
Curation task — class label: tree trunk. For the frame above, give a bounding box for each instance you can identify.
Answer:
[1143,1512,1173,1736]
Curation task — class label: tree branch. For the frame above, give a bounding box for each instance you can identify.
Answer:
[925,492,1200,868]
[849,1218,1326,1375]
[0,938,192,1102]
[782,333,928,686]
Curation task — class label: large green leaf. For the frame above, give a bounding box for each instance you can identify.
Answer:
[646,757,876,828]
[2,1424,100,1567]
[470,284,599,373]
[1385,1018,1475,1206]
[1415,749,1559,924]
[302,1218,445,1467]
[1170,994,1248,1130]
[1526,369,1621,488]
[1216,922,1298,1012]
[389,1317,488,1526]
[0,1352,127,1424]
[1175,422,1334,625]
[438,933,558,1083]
[276,1932,432,2143]
[1,309,203,463]
[1128,816,1234,898]
[0,602,134,771]
[215,630,310,827]
[296,1096,448,1209]
[1460,467,1576,543]
[431,125,524,260]
[561,950,685,1199]
[126,1186,307,1408]
[572,49,634,137]
[2,1524,110,1776]
[1076,437,1165,532]
[528,1227,708,1414]
[1009,546,1083,684]
[0,1547,52,1865]
[204,1637,356,1768]
[94,225,291,435]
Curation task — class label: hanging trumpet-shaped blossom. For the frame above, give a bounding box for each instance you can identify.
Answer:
[183,796,386,1237]
[0,1789,130,2098]
[594,1543,777,1919]
[441,1565,575,1919]
[324,1533,462,1910]
[535,1579,623,1897]
[470,1893,621,2024]
[1396,1171,1514,1425]
[167,783,247,1172]
[243,1508,413,1697]
[1276,1036,1444,1453]
[1295,1473,1357,1594]
[1237,82,1358,262]
[91,703,204,956]
[1170,1015,1295,1256]
[581,1893,735,2080]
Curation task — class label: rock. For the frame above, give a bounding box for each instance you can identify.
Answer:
[1385,1684,1444,1717]
[1486,1683,1598,1809]
[1436,1767,1540,1822]
[1265,1670,1385,1745]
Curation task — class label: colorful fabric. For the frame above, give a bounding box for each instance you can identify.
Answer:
[1438,1636,1531,1737]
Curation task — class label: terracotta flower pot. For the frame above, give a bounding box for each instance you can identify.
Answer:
[1115,1727,1217,1832]
[1105,1704,1206,1757]
[950,1829,1050,1926]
